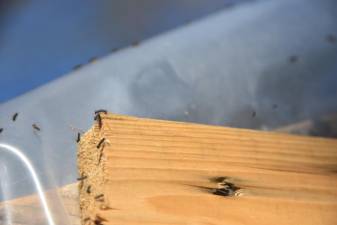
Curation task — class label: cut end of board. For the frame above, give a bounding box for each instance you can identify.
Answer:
[77,126,107,224]
[78,113,337,225]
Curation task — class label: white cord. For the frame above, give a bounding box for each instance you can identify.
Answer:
[0,143,56,225]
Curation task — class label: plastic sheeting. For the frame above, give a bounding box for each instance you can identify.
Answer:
[0,0,337,224]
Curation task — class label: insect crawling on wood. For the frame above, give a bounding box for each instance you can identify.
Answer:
[76,132,81,143]
[95,194,104,201]
[86,185,91,194]
[77,175,88,181]
[98,150,104,165]
[94,109,107,129]
[12,112,19,121]
[221,182,240,192]
[95,114,103,129]
[213,188,232,196]
[95,215,108,223]
[32,124,41,131]
[213,181,240,197]
[97,138,106,149]
[94,215,108,225]
[95,194,104,199]
[95,109,108,115]
[94,219,103,225]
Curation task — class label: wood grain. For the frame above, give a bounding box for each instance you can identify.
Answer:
[77,114,337,225]
[0,116,336,225]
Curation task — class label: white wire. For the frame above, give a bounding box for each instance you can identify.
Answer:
[0,143,56,225]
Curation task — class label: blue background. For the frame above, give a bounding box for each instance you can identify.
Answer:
[0,0,248,103]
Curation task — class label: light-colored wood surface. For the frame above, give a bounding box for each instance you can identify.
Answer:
[0,114,337,225]
[77,114,337,225]
[0,183,80,225]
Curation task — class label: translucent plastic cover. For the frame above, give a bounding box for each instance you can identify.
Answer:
[1,0,337,224]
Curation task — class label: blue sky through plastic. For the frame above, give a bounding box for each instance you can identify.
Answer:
[0,0,247,103]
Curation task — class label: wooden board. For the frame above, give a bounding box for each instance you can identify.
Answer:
[1,114,336,225]
[76,113,337,225]
[0,183,80,225]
